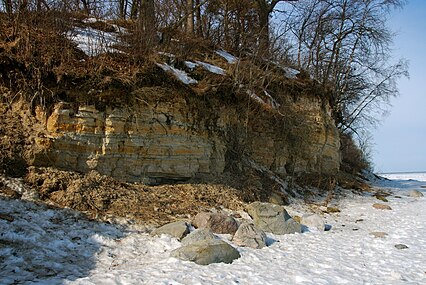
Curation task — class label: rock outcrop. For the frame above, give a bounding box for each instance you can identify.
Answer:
[26,86,340,184]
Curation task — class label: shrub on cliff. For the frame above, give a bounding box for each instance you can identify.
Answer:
[340,133,370,175]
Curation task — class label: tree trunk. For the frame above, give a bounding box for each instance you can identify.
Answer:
[186,0,194,35]
[18,0,28,13]
[4,0,13,15]
[139,0,156,49]
[195,0,202,36]
[255,0,298,57]
[81,0,89,15]
[131,0,140,19]
[255,0,277,57]
[119,0,127,19]
[257,7,270,55]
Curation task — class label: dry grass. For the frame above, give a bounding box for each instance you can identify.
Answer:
[25,167,246,225]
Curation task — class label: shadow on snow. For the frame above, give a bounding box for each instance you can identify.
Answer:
[0,197,124,284]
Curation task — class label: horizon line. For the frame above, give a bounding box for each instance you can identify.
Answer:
[377,170,426,175]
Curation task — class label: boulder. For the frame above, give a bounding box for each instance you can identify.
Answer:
[409,190,424,198]
[151,221,190,240]
[181,228,218,246]
[171,239,241,265]
[301,214,325,231]
[246,202,302,235]
[192,212,239,234]
[282,218,303,234]
[372,203,392,210]
[232,222,267,249]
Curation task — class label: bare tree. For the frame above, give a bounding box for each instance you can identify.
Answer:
[284,0,408,131]
[254,0,298,56]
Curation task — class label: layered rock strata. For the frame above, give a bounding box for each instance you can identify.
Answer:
[33,91,340,184]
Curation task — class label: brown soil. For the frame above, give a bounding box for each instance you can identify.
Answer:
[25,167,246,225]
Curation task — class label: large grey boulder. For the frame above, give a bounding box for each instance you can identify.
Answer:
[181,228,218,246]
[192,212,239,235]
[301,214,325,231]
[171,239,241,265]
[409,190,424,198]
[246,202,302,235]
[151,221,190,240]
[232,222,267,249]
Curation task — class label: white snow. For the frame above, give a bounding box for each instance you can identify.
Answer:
[1,173,426,284]
[68,27,119,56]
[283,67,300,79]
[246,90,280,110]
[195,61,226,75]
[215,50,238,64]
[156,63,198,85]
[380,172,426,182]
[158,52,176,58]
[184,61,198,70]
[82,17,98,24]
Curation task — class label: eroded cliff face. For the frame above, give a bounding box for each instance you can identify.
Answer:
[31,89,340,184]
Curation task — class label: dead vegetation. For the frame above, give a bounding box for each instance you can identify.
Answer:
[0,102,28,177]
[25,167,245,225]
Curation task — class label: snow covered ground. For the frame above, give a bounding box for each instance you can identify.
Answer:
[1,173,425,284]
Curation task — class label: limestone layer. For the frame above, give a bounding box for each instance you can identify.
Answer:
[34,93,340,183]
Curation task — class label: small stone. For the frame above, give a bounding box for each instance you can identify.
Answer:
[0,186,21,199]
[293,215,301,223]
[151,221,190,240]
[181,228,217,246]
[394,244,408,250]
[232,222,267,249]
[373,203,392,210]
[326,207,341,213]
[370,232,388,238]
[193,212,239,235]
[408,190,424,198]
[375,195,389,202]
[0,213,14,222]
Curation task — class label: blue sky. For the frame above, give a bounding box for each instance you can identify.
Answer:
[372,0,426,173]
